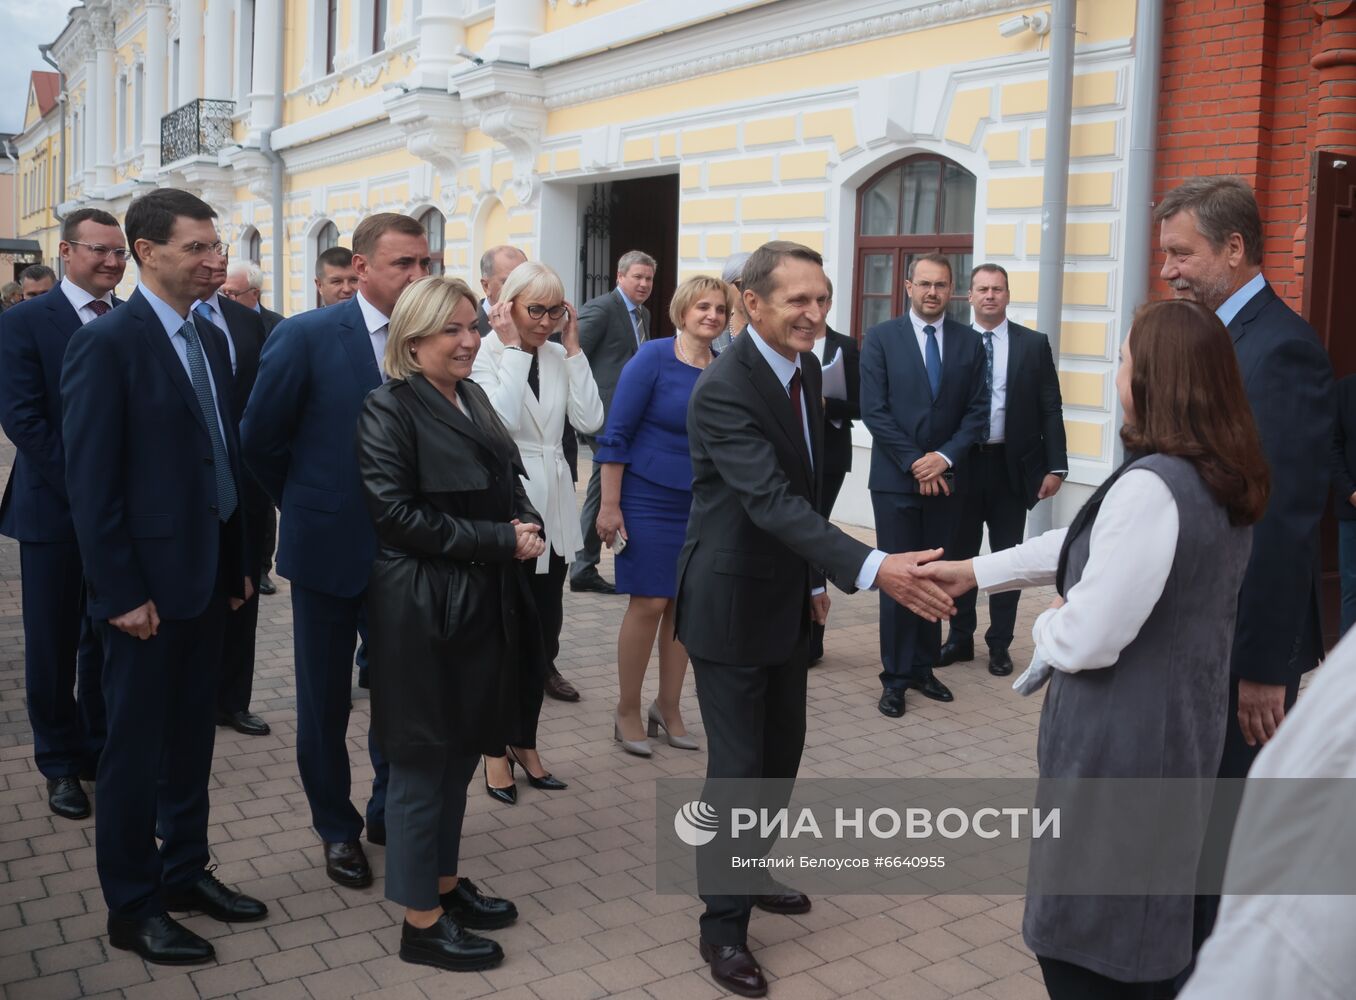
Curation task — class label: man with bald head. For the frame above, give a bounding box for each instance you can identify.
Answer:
[477,244,528,335]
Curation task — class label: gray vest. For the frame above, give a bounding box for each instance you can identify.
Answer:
[1023,453,1252,982]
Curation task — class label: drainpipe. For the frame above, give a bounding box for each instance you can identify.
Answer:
[1027,0,1075,536]
[39,43,66,225]
[1114,0,1163,467]
[259,0,285,308]
[3,141,17,249]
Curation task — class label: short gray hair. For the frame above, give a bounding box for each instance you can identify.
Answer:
[228,261,264,290]
[1154,176,1263,266]
[721,252,751,285]
[616,250,656,275]
[479,244,525,279]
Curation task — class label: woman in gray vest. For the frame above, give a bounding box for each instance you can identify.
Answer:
[920,299,1269,998]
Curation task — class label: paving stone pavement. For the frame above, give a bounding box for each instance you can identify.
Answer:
[0,442,1057,1000]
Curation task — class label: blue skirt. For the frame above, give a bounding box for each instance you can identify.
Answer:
[616,473,692,598]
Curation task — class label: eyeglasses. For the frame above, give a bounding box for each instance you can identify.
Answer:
[525,304,567,320]
[220,287,259,300]
[909,280,951,292]
[68,240,133,262]
[146,239,229,257]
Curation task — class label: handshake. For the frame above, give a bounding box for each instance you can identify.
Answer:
[875,551,979,621]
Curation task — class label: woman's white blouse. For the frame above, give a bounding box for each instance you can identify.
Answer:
[972,469,1181,676]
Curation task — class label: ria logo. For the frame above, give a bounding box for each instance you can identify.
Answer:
[674,800,720,846]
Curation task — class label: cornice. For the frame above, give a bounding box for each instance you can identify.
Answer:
[280,123,407,173]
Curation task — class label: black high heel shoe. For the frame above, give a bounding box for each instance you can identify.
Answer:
[483,757,517,805]
[505,746,568,791]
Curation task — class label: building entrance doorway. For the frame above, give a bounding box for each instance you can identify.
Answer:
[579,174,679,338]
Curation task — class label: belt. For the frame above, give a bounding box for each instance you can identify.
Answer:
[974,442,1006,454]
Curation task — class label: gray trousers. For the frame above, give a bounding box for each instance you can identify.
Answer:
[571,441,604,578]
[384,749,480,910]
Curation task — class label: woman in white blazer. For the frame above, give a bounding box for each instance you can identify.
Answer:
[470,261,605,805]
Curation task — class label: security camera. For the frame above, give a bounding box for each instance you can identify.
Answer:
[998,12,1051,38]
[455,45,485,66]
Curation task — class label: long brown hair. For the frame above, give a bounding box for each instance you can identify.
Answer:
[1120,299,1269,525]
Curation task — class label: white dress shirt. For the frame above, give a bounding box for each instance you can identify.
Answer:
[973,469,1179,683]
[190,292,237,373]
[972,317,1009,443]
[138,282,230,445]
[747,327,887,593]
[355,291,390,378]
[60,275,114,326]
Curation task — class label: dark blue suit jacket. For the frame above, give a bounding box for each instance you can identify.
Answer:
[859,314,989,493]
[0,286,117,543]
[240,296,379,598]
[60,288,246,621]
[1228,282,1334,684]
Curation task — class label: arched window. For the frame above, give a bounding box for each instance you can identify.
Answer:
[852,154,976,334]
[243,226,262,265]
[420,208,445,276]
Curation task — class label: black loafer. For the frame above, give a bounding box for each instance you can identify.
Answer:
[440,877,518,930]
[569,570,616,595]
[754,892,811,914]
[543,670,581,702]
[216,710,271,736]
[878,689,906,718]
[400,914,503,972]
[699,940,767,998]
[257,573,278,596]
[166,869,268,922]
[909,673,954,703]
[323,840,373,888]
[938,636,974,666]
[47,776,90,820]
[108,912,215,966]
[989,649,1014,677]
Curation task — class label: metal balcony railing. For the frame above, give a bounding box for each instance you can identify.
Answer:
[160,99,235,166]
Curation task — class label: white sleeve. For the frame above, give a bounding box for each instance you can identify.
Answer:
[1032,469,1179,674]
[469,335,530,433]
[564,349,606,435]
[973,528,1069,592]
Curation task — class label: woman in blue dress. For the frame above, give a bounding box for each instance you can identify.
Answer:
[594,276,731,756]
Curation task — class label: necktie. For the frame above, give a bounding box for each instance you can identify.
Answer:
[924,324,942,398]
[88,300,111,318]
[982,330,994,441]
[180,319,238,523]
[632,308,646,345]
[194,302,214,326]
[527,351,540,400]
[788,369,807,447]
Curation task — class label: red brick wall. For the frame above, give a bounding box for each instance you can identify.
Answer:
[1154,0,1314,308]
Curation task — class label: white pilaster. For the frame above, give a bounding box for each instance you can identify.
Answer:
[202,0,232,100]
[483,0,544,65]
[409,0,465,91]
[247,0,281,141]
[143,0,170,165]
[178,0,204,105]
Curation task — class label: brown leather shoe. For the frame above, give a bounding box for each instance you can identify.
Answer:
[699,940,767,997]
[543,670,580,702]
[754,891,812,914]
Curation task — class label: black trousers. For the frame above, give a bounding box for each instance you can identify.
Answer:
[1037,955,1170,1000]
[571,443,604,579]
[259,508,277,575]
[95,585,227,918]
[809,470,848,659]
[19,540,105,779]
[691,650,808,946]
[872,490,957,688]
[949,445,1029,652]
[497,550,562,752]
[216,589,259,715]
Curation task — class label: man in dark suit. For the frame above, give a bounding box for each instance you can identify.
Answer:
[1155,178,1335,962]
[676,241,956,997]
[221,261,284,334]
[19,263,56,300]
[807,278,860,664]
[193,278,272,737]
[314,245,359,307]
[243,213,428,888]
[940,263,1067,677]
[571,249,655,594]
[1332,374,1356,637]
[62,188,266,965]
[860,253,989,718]
[0,208,124,820]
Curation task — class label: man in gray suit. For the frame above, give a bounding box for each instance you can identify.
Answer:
[476,245,527,336]
[570,249,656,594]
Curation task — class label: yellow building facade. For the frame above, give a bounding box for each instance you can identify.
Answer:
[20,0,1149,525]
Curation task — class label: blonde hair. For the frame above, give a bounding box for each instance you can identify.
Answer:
[669,275,733,329]
[383,275,479,380]
[498,260,565,308]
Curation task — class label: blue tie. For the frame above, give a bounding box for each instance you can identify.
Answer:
[924,324,942,398]
[180,318,238,523]
[194,302,214,325]
[982,330,994,440]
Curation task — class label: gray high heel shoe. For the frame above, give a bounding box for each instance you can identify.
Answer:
[614,712,652,757]
[647,702,700,750]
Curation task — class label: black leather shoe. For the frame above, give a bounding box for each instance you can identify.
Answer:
[257,573,278,596]
[323,840,373,888]
[699,940,767,998]
[166,868,268,922]
[989,649,1014,677]
[505,747,567,791]
[754,892,811,914]
[909,673,954,703]
[543,670,581,702]
[47,776,90,820]
[441,877,518,930]
[366,819,385,846]
[938,635,975,666]
[400,914,503,972]
[216,710,271,736]
[878,689,906,718]
[569,570,617,595]
[483,759,517,805]
[108,912,215,966]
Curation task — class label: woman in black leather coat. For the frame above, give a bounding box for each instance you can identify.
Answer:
[356,275,547,972]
